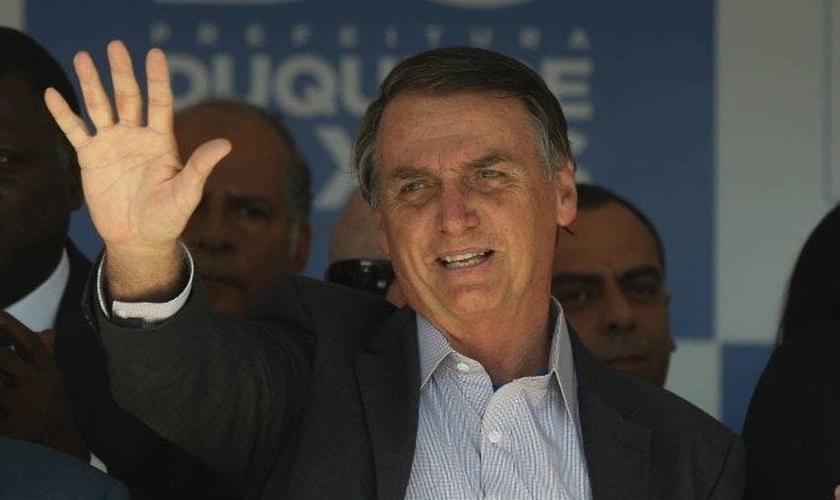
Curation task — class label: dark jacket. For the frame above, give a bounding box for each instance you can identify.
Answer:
[55,242,238,499]
[743,320,840,500]
[93,274,744,499]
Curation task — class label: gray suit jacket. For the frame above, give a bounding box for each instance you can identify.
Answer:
[54,243,238,499]
[92,275,744,499]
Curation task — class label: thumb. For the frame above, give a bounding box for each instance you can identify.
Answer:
[173,138,232,215]
[183,138,232,180]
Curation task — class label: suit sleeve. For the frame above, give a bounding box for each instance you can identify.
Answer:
[90,277,316,489]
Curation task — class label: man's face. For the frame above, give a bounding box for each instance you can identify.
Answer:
[552,202,674,386]
[177,107,310,316]
[0,75,81,306]
[375,92,576,332]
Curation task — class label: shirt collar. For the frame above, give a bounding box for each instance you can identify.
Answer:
[4,249,70,332]
[416,297,580,419]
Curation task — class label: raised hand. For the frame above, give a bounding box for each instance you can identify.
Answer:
[44,41,231,299]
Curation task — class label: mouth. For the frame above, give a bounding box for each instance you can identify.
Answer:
[438,250,494,269]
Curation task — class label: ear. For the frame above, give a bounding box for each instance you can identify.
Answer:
[377,211,391,257]
[554,161,577,227]
[291,223,312,273]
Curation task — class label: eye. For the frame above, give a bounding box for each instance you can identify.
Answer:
[0,150,31,172]
[467,166,511,192]
[553,283,598,311]
[400,180,425,193]
[624,278,663,303]
[233,204,272,221]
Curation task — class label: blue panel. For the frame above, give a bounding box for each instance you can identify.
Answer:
[25,0,713,339]
[721,343,774,432]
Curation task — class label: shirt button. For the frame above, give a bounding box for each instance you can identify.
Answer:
[456,362,470,373]
[487,430,502,443]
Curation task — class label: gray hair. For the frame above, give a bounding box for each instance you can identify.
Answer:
[352,46,574,209]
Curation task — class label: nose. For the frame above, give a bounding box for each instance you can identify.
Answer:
[183,202,233,253]
[600,280,636,336]
[438,182,479,235]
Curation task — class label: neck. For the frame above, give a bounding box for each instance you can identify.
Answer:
[437,306,553,384]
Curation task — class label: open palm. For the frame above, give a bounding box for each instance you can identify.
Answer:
[45,41,230,253]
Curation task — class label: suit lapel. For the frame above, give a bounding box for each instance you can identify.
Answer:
[571,331,652,500]
[354,308,421,500]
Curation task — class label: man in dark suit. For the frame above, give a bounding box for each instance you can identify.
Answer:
[0,27,236,499]
[48,41,744,498]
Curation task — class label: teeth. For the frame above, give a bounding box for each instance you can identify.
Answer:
[442,253,481,263]
[441,252,488,268]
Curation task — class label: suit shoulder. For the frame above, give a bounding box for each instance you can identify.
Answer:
[580,348,737,448]
[639,379,735,442]
[251,275,398,340]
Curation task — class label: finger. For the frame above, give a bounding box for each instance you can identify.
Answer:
[175,139,231,210]
[107,40,144,126]
[73,50,115,129]
[44,88,92,150]
[0,312,43,366]
[146,47,174,133]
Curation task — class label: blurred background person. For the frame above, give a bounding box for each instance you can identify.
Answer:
[176,98,312,316]
[0,24,98,462]
[0,26,239,499]
[326,189,405,306]
[742,204,840,500]
[774,203,840,344]
[552,183,675,386]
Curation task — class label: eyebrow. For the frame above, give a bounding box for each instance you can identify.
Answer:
[387,151,512,180]
[552,265,663,286]
[618,266,663,283]
[226,193,276,208]
[551,273,602,287]
[465,151,510,170]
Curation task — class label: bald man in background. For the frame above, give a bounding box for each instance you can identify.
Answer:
[176,98,312,316]
[326,190,405,306]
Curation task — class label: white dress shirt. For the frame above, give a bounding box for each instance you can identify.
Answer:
[5,249,70,333]
[406,304,592,499]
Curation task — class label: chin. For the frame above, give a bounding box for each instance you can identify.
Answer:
[442,290,501,316]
